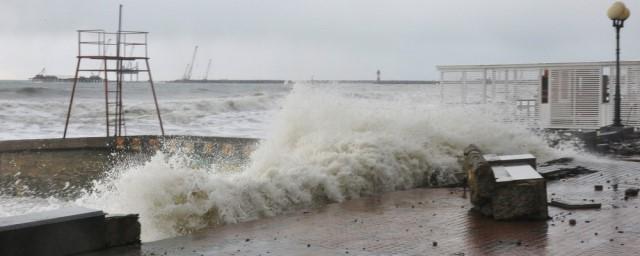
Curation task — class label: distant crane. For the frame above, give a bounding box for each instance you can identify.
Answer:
[182,64,190,80]
[203,59,212,80]
[182,45,198,80]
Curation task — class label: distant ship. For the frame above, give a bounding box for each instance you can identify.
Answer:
[30,74,60,83]
[30,68,102,83]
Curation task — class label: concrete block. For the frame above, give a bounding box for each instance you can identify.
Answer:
[105,214,140,247]
[491,164,548,220]
[0,207,142,256]
[463,145,494,216]
[464,145,548,220]
[0,207,106,256]
[483,154,537,170]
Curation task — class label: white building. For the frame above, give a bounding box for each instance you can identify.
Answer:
[437,61,640,130]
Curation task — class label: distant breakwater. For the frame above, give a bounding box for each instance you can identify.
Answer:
[169,79,438,85]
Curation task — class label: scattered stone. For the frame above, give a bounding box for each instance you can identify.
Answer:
[595,232,598,236]
[569,219,577,225]
[540,157,573,167]
[541,166,598,180]
[307,244,311,248]
[432,241,438,247]
[245,238,250,242]
[625,188,639,197]
[516,240,522,246]
[549,199,601,209]
[613,184,618,191]
[595,185,603,191]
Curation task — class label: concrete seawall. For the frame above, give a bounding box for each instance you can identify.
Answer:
[0,136,260,198]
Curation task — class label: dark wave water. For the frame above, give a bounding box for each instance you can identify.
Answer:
[0,80,292,139]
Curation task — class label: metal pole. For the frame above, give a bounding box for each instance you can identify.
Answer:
[439,71,444,103]
[482,69,487,104]
[613,22,622,127]
[146,58,165,135]
[63,58,82,138]
[103,58,110,137]
[116,4,123,136]
[461,71,467,104]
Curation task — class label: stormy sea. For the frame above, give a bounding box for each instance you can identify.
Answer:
[0,80,578,241]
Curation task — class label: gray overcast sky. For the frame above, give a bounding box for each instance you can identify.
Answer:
[1,0,639,81]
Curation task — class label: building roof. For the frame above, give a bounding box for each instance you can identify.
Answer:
[437,60,640,71]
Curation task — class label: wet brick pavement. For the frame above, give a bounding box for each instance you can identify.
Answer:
[85,158,640,256]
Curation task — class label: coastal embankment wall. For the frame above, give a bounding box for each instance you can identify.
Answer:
[0,136,259,197]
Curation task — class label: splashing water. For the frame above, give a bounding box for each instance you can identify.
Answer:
[75,84,576,241]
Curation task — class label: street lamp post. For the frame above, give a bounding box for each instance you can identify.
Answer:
[608,2,631,127]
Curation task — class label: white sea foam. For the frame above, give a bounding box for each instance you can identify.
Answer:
[0,196,69,217]
[76,84,576,241]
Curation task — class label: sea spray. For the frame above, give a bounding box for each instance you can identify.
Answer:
[77,83,574,241]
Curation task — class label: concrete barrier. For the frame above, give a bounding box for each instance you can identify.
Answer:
[0,136,260,197]
[464,145,548,220]
[0,207,140,256]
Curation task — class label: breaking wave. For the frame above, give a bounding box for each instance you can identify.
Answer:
[76,84,575,241]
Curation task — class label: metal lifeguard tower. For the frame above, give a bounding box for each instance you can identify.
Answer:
[63,5,164,138]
